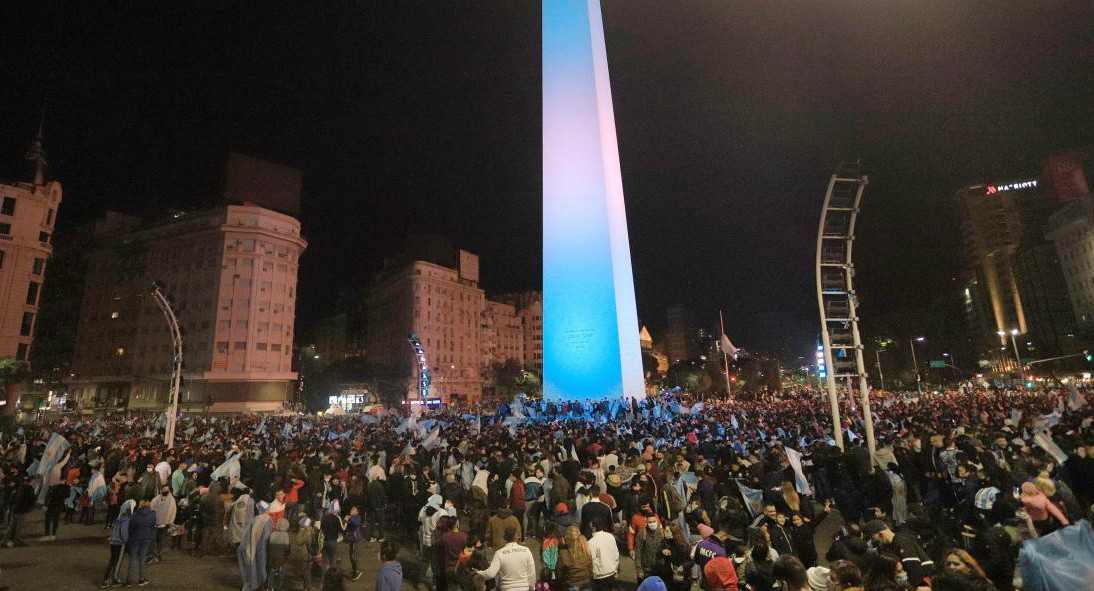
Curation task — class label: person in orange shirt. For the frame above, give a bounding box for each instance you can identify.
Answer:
[627,497,662,555]
[285,478,304,526]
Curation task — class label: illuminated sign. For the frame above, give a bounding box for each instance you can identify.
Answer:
[815,345,827,379]
[985,179,1037,195]
[328,394,369,407]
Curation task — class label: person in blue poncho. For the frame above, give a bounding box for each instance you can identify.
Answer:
[238,501,274,591]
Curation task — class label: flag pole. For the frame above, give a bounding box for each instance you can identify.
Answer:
[720,310,732,399]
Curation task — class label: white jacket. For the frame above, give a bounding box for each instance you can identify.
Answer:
[476,542,536,591]
[588,530,620,579]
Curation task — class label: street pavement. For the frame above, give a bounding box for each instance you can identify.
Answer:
[0,505,842,589]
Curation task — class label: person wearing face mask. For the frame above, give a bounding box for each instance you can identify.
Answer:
[635,514,670,582]
[628,498,662,557]
[149,485,177,563]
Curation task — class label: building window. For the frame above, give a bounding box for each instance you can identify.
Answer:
[39,231,50,243]
[216,341,229,353]
[32,258,44,275]
[25,282,39,306]
[45,208,53,225]
[0,224,10,236]
[15,343,27,361]
[0,198,14,216]
[19,312,33,336]
[271,344,281,352]
[234,342,246,350]
[256,343,267,351]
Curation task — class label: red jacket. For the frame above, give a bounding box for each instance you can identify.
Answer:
[509,479,526,511]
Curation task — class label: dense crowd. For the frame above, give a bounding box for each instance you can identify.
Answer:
[0,386,1090,591]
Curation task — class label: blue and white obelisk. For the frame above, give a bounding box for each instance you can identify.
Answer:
[543,0,644,401]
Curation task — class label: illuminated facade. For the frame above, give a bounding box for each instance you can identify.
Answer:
[957,179,1076,355]
[542,0,644,400]
[366,254,484,404]
[68,205,306,413]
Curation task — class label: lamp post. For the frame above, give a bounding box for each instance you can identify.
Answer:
[875,349,886,391]
[909,337,925,394]
[997,329,1022,374]
[942,352,958,382]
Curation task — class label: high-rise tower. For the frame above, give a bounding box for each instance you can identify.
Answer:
[542,0,644,400]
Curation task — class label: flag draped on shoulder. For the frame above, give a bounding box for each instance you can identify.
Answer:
[784,446,813,496]
[88,470,107,502]
[37,432,70,483]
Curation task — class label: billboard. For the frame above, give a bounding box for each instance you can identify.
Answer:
[1042,147,1091,203]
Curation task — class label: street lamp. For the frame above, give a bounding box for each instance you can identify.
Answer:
[942,352,959,382]
[909,337,925,394]
[997,329,1022,373]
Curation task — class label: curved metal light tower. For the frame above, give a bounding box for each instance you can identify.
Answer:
[150,282,182,450]
[406,333,431,403]
[815,172,874,457]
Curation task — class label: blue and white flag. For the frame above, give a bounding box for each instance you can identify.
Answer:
[846,428,858,443]
[281,422,292,438]
[255,419,266,435]
[1033,432,1068,464]
[211,452,241,481]
[422,427,442,451]
[157,413,168,430]
[1010,409,1023,426]
[738,482,765,517]
[37,432,70,483]
[359,414,379,425]
[784,446,813,495]
[674,472,700,509]
[730,415,739,431]
[88,471,107,502]
[757,429,766,441]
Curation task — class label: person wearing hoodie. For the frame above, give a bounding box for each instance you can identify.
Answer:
[419,493,455,550]
[126,497,157,586]
[376,540,403,591]
[266,518,292,590]
[149,484,176,563]
[485,508,522,552]
[1019,480,1068,535]
[100,499,134,588]
[636,575,669,591]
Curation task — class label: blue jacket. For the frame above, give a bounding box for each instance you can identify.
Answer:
[128,507,157,544]
[110,515,131,546]
[375,561,402,591]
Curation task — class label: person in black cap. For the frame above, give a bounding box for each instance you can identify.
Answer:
[863,519,935,587]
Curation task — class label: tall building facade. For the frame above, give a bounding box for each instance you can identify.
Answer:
[366,252,484,404]
[494,291,544,375]
[0,177,61,365]
[663,304,697,364]
[1047,195,1094,328]
[956,179,1076,357]
[67,205,306,413]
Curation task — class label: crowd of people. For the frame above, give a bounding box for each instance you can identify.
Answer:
[0,386,1089,591]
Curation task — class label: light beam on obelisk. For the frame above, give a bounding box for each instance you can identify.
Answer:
[543,0,644,401]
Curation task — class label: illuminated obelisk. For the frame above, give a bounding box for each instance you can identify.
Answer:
[543,0,644,401]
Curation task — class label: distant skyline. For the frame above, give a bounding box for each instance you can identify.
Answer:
[4,2,1094,360]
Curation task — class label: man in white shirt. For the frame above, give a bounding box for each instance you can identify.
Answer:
[587,519,620,591]
[475,527,535,591]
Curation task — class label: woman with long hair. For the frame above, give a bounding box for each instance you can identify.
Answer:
[943,548,996,590]
[557,525,593,590]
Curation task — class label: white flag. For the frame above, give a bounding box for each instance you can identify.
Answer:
[784,447,813,496]
[720,334,739,357]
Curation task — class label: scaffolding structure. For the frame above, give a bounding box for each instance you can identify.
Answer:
[815,172,874,458]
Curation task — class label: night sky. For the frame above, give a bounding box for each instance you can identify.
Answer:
[4,2,1094,359]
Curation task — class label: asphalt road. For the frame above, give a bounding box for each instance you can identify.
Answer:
[0,505,842,590]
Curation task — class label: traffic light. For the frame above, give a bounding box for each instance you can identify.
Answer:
[1085,350,1092,362]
